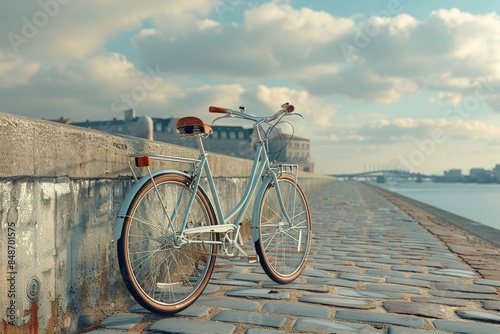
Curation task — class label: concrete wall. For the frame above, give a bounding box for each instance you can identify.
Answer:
[0,112,334,334]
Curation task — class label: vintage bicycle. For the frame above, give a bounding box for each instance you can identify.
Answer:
[113,102,312,314]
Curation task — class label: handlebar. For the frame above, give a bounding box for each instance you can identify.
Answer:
[209,102,301,125]
[208,106,227,114]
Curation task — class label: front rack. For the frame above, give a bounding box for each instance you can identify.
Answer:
[127,153,201,181]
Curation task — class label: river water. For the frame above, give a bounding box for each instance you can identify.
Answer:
[372,181,500,232]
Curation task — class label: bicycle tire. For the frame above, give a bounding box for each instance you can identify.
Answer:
[255,174,312,283]
[117,173,217,314]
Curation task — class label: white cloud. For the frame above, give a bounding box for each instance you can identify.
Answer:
[0,52,39,87]
[326,118,500,145]
[302,8,500,104]
[429,92,463,106]
[302,65,419,104]
[133,2,353,79]
[253,85,338,130]
[0,52,184,120]
[0,0,211,59]
[4,2,500,110]
[244,3,352,44]
[87,54,137,83]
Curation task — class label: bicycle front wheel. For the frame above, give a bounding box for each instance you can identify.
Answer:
[117,173,217,314]
[255,174,312,283]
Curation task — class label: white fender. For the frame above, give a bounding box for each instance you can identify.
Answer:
[113,169,191,242]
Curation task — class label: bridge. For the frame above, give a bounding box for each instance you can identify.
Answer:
[331,169,435,183]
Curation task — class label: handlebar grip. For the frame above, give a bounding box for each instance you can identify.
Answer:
[285,104,295,113]
[209,106,227,113]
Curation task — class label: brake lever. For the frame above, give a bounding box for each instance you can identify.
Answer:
[289,112,304,119]
[212,113,232,124]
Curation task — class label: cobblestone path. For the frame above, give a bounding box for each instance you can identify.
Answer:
[82,181,500,334]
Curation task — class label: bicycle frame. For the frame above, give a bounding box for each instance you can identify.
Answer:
[114,113,299,258]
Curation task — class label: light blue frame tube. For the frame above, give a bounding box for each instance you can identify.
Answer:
[178,156,208,235]
[201,144,270,227]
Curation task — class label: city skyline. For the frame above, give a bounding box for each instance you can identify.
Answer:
[358,161,500,176]
[1,1,500,174]
[63,109,500,175]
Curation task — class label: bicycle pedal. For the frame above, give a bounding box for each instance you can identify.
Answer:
[247,255,258,264]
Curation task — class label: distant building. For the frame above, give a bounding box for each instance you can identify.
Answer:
[268,133,314,172]
[469,168,485,181]
[153,117,255,158]
[494,164,500,183]
[73,109,153,140]
[443,169,462,182]
[49,116,72,124]
[469,167,496,183]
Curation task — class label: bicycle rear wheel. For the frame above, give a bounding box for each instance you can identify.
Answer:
[117,173,217,314]
[255,174,312,283]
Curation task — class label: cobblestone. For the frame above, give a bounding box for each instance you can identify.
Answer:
[335,309,425,328]
[292,317,378,333]
[364,269,406,278]
[386,326,446,334]
[226,288,290,300]
[430,268,479,278]
[384,277,431,288]
[410,273,461,283]
[245,329,291,334]
[434,282,497,293]
[475,279,500,287]
[261,301,331,318]
[211,310,287,328]
[337,288,405,299]
[195,296,260,311]
[411,296,477,307]
[337,273,385,283]
[261,282,329,293]
[433,319,500,334]
[483,300,500,311]
[99,313,144,330]
[177,305,211,317]
[456,310,500,323]
[365,283,423,295]
[146,319,236,334]
[299,294,376,309]
[429,290,500,300]
[81,182,500,333]
[382,301,452,319]
[305,277,358,288]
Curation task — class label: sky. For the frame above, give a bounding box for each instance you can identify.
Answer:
[1,0,500,175]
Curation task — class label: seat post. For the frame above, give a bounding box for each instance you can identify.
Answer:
[195,136,207,156]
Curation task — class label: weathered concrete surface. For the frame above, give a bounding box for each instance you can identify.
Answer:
[0,113,334,334]
[82,181,500,333]
[0,112,332,187]
[0,112,250,179]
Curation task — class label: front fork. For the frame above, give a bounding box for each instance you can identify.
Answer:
[252,171,296,243]
[270,172,294,227]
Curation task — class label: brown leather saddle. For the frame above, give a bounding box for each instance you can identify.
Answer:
[176,117,213,136]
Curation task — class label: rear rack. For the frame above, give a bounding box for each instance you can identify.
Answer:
[127,153,201,181]
[274,164,299,181]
